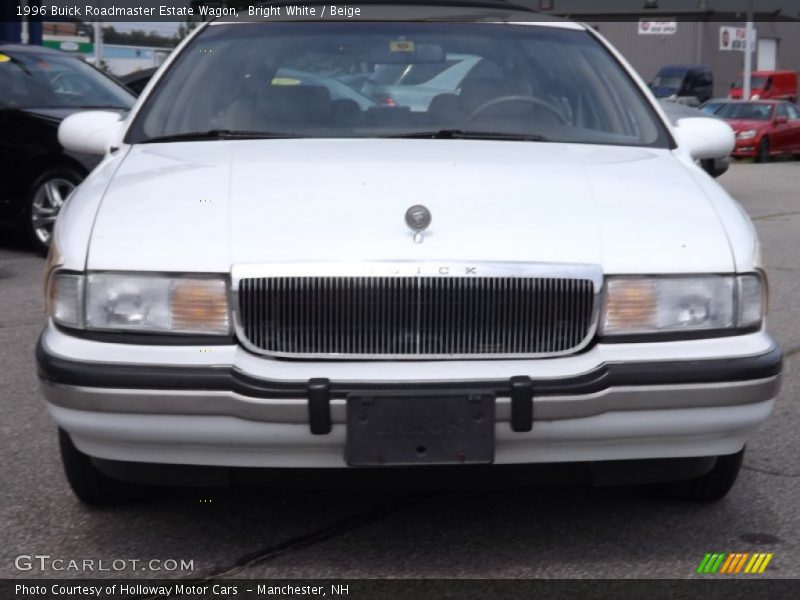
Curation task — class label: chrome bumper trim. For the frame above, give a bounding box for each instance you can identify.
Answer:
[41,375,781,423]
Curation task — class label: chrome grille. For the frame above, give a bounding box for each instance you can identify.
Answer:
[237,274,597,359]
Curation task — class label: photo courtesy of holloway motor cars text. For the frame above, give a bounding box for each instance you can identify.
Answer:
[1,0,800,598]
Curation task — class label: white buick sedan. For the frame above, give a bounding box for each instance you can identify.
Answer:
[39,9,782,504]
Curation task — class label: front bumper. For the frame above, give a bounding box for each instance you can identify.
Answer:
[732,139,761,157]
[37,325,782,468]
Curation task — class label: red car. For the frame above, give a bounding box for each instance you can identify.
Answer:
[713,101,800,162]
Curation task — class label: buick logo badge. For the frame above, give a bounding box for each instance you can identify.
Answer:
[405,205,432,244]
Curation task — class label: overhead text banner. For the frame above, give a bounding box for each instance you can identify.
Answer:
[4,0,800,23]
[3,579,800,600]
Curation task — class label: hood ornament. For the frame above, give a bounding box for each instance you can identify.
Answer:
[405,205,432,244]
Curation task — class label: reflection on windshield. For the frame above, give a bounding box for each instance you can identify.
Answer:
[0,51,134,110]
[129,22,668,148]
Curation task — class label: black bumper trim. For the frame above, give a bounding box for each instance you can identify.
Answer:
[510,376,534,432]
[36,335,782,401]
[307,378,332,435]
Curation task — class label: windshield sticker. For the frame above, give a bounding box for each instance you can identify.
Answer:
[271,77,302,86]
[390,40,415,53]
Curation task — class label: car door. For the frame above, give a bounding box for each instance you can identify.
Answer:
[787,104,800,152]
[0,54,38,221]
[771,104,793,153]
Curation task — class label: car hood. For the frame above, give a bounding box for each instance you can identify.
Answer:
[87,140,735,274]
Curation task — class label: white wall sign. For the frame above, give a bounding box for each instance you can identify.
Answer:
[720,26,756,51]
[638,20,678,35]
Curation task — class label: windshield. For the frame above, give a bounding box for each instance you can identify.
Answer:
[733,76,767,89]
[652,74,684,90]
[0,50,134,110]
[715,102,774,121]
[700,102,726,115]
[128,22,668,147]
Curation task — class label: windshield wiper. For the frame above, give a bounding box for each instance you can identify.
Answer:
[384,129,549,142]
[140,129,306,143]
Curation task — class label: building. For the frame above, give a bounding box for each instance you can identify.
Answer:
[539,0,800,98]
[587,20,800,97]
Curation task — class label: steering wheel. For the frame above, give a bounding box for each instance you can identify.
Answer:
[467,95,567,125]
[50,71,91,97]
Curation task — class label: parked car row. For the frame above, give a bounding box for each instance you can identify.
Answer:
[650,64,797,106]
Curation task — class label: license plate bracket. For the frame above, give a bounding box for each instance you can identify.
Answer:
[346,393,495,466]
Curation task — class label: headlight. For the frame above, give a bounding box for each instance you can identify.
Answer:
[602,274,764,337]
[47,272,230,335]
[737,129,757,140]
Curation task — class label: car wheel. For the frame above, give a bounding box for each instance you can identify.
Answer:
[23,167,83,255]
[650,447,744,502]
[59,428,152,506]
[755,138,771,163]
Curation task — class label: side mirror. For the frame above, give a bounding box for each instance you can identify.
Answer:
[58,111,124,155]
[775,115,789,125]
[673,117,735,160]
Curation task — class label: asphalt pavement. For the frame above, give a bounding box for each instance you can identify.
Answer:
[1,160,798,580]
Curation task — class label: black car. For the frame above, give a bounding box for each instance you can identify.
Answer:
[119,66,158,96]
[650,64,714,104]
[0,44,135,253]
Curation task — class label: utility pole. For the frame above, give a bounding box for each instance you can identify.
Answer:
[93,21,104,69]
[20,0,30,44]
[696,0,708,63]
[743,0,755,100]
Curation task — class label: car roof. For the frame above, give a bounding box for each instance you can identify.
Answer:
[248,0,540,11]
[0,43,66,55]
[218,0,582,28]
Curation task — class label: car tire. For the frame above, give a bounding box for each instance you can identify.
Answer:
[650,447,744,503]
[756,138,771,163]
[59,428,152,506]
[23,167,83,255]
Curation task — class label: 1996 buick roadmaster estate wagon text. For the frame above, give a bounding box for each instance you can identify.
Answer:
[38,6,782,504]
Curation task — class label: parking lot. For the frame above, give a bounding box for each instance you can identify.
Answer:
[1,160,798,580]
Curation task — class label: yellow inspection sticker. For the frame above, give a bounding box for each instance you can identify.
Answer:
[271,77,301,86]
[390,40,415,53]
[0,53,10,63]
